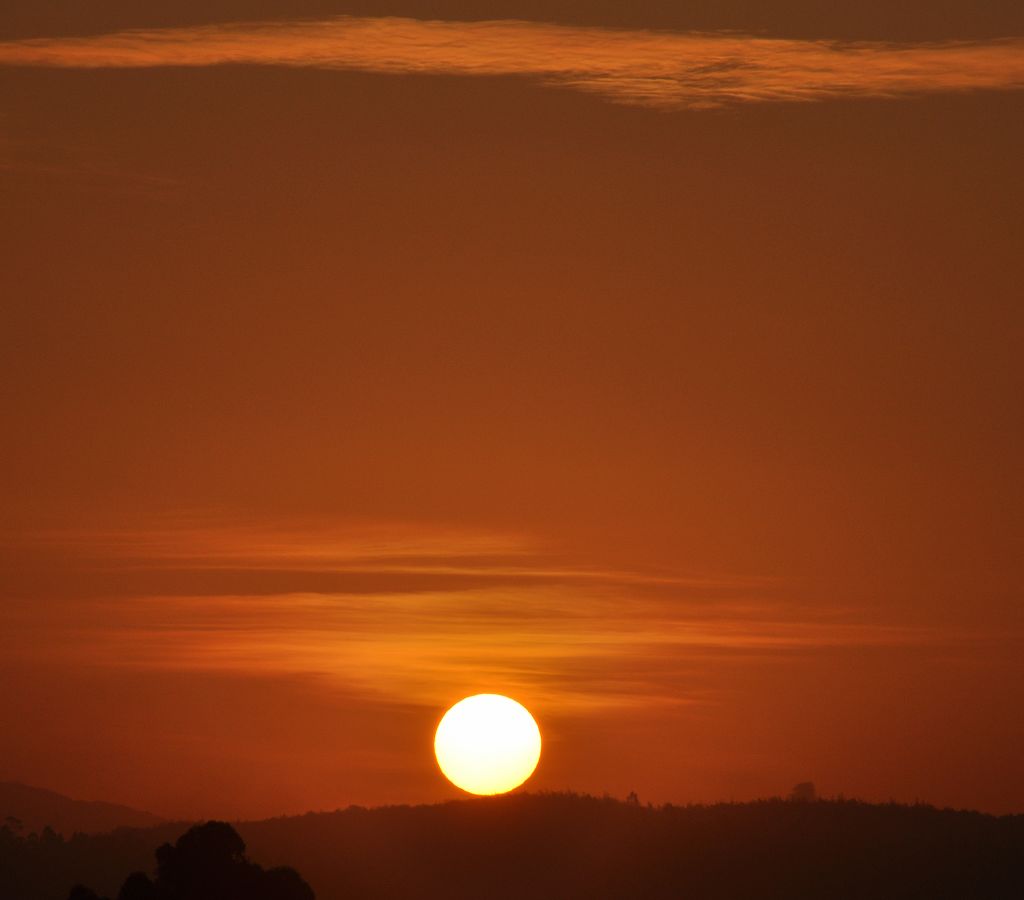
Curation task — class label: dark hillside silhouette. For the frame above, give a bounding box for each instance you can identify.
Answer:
[241,793,1024,900]
[67,821,314,900]
[2,794,1022,899]
[0,783,163,837]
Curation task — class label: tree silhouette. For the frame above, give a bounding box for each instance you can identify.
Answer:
[68,821,314,900]
[789,782,817,802]
[117,871,156,900]
[4,816,24,835]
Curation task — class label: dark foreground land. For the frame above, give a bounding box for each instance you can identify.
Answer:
[3,792,1023,899]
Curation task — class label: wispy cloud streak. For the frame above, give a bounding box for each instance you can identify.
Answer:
[1,520,930,711]
[0,17,1022,108]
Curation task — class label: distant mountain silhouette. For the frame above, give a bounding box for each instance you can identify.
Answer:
[0,783,163,837]
[2,792,1022,899]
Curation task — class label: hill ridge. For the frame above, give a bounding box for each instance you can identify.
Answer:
[0,781,164,837]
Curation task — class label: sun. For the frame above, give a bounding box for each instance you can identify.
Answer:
[434,694,542,795]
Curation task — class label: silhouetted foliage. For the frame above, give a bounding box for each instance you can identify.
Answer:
[789,782,818,802]
[67,821,314,900]
[117,872,157,900]
[5,815,25,835]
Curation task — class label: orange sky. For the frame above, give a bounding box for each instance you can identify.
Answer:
[1,1,1022,818]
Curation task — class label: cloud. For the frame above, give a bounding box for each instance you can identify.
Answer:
[5,586,925,712]
[0,17,1022,109]
[1,519,928,712]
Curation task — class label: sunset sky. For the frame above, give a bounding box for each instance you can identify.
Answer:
[1,1,1022,820]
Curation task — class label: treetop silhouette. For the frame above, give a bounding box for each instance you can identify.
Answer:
[67,820,314,900]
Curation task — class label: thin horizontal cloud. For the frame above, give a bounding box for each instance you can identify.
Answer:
[4,587,928,711]
[0,17,1022,109]
[5,519,765,594]
[1,520,930,712]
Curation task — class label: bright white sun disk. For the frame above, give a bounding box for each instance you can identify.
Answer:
[434,694,541,795]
